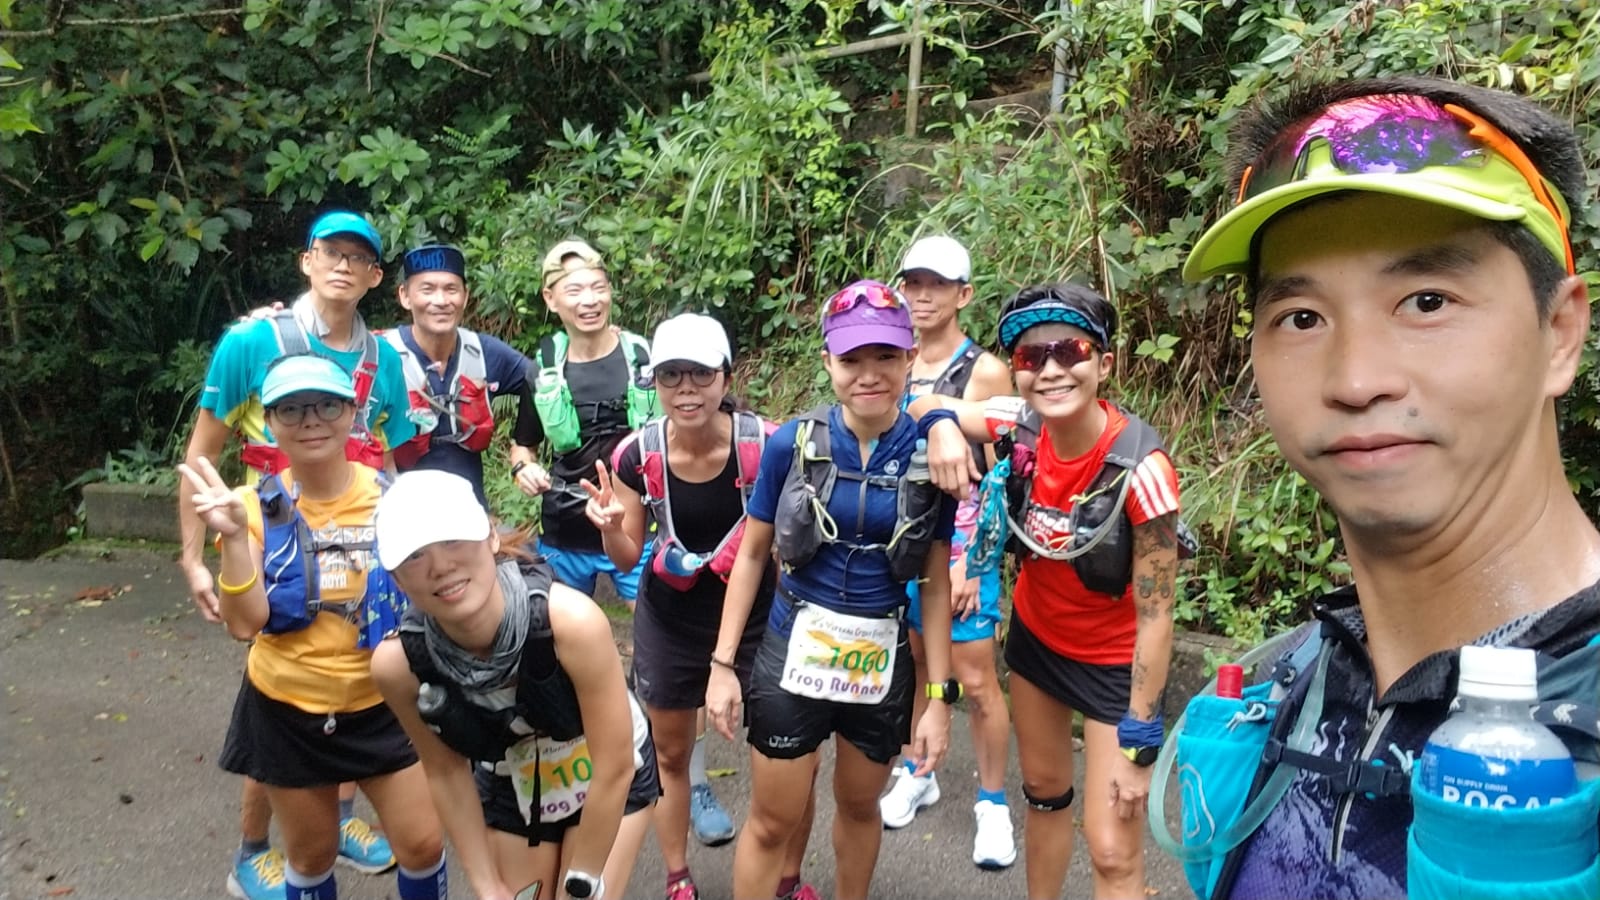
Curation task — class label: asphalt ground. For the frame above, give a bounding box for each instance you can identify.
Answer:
[0,546,1188,899]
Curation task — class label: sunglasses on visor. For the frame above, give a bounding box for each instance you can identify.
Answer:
[1010,338,1100,373]
[826,282,905,317]
[1237,93,1574,273]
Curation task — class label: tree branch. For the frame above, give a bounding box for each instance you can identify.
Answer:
[0,7,243,38]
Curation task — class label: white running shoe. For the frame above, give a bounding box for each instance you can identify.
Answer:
[972,799,1017,869]
[879,768,940,829]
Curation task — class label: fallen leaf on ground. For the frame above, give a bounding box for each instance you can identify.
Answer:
[75,585,130,605]
[706,768,737,779]
[46,887,74,897]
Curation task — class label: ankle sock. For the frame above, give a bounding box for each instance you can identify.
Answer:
[284,862,337,900]
[901,758,921,777]
[237,837,271,863]
[776,874,800,897]
[978,787,1006,806]
[397,854,447,900]
[338,797,355,822]
[690,732,709,787]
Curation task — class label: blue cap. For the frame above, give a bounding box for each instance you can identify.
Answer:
[307,211,382,258]
[261,355,357,407]
[402,244,466,280]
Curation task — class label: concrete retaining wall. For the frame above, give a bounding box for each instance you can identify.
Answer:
[81,482,180,544]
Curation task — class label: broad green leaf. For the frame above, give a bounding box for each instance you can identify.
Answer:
[1174,9,1203,36]
[1258,34,1302,65]
[138,235,164,261]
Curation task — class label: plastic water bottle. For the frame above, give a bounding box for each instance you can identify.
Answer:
[1418,645,1575,810]
[658,543,705,578]
[907,438,931,483]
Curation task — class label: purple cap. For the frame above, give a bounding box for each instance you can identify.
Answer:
[821,280,915,354]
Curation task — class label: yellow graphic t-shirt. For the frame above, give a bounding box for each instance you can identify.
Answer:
[233,465,386,714]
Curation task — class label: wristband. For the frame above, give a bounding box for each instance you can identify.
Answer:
[510,460,529,478]
[1116,710,1165,749]
[916,407,959,440]
[217,569,258,595]
[710,655,737,671]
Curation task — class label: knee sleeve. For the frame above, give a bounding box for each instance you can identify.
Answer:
[1023,784,1075,812]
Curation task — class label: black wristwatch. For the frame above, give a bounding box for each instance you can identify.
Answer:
[564,871,603,899]
[1121,745,1160,767]
[925,677,963,704]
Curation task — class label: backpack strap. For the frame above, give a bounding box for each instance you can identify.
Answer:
[618,330,648,376]
[258,472,321,616]
[929,338,981,399]
[456,328,487,383]
[731,410,768,511]
[637,419,673,544]
[269,309,310,357]
[791,407,842,544]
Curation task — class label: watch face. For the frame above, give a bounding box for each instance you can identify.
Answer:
[565,875,595,899]
[1132,746,1159,767]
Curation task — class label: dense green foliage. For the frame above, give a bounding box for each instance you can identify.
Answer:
[6,1,1599,639]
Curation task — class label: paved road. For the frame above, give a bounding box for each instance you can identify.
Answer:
[0,547,1189,899]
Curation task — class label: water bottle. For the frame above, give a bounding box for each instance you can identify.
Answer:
[1418,645,1575,810]
[418,682,448,718]
[907,438,931,483]
[658,543,705,578]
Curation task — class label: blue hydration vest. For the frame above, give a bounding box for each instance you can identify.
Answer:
[257,472,405,648]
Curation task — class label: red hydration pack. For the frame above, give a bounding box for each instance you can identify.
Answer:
[384,327,496,470]
[630,410,771,592]
[240,309,383,475]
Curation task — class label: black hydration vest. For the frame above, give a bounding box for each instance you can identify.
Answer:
[396,559,585,763]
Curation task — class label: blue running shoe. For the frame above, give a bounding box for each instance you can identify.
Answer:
[689,783,736,847]
[337,816,397,874]
[226,846,285,900]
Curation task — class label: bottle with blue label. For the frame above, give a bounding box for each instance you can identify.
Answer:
[1418,645,1575,812]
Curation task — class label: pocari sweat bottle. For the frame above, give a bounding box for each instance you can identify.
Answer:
[1418,645,1575,810]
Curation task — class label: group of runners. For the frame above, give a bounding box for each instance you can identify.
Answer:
[178,206,1184,900]
[174,70,1600,900]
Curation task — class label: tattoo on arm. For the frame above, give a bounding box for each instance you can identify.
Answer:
[1132,514,1179,622]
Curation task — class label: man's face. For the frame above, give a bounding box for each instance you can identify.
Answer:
[543,261,613,334]
[1250,192,1581,542]
[399,271,468,340]
[299,236,383,305]
[899,269,972,331]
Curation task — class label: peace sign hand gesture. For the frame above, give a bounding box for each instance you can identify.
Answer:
[177,456,248,538]
[581,460,625,534]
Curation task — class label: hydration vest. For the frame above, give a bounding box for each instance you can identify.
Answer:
[1154,624,1600,899]
[917,338,982,399]
[771,407,944,585]
[257,471,404,648]
[634,410,771,589]
[532,330,659,454]
[396,560,585,763]
[384,327,496,470]
[971,403,1197,596]
[240,309,384,475]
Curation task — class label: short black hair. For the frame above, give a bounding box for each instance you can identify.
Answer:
[1230,76,1583,313]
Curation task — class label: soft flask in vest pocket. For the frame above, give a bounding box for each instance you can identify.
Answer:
[453,378,495,453]
[533,369,581,453]
[1066,476,1135,596]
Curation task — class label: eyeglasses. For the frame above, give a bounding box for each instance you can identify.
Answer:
[654,365,719,388]
[826,282,905,317]
[1237,93,1574,273]
[1011,338,1099,373]
[269,396,352,426]
[309,244,378,271]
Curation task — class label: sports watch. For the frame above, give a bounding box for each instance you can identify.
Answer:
[1121,745,1160,767]
[563,870,603,899]
[925,677,963,704]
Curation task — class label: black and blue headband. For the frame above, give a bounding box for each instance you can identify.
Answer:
[997,298,1111,352]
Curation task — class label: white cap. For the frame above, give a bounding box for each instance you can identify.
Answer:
[648,313,733,371]
[374,470,491,570]
[897,235,971,283]
[1457,645,1539,702]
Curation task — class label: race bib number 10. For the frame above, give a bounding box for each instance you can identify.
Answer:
[506,734,594,825]
[779,603,898,705]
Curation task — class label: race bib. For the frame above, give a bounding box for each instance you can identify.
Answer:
[779,603,898,704]
[506,734,594,825]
